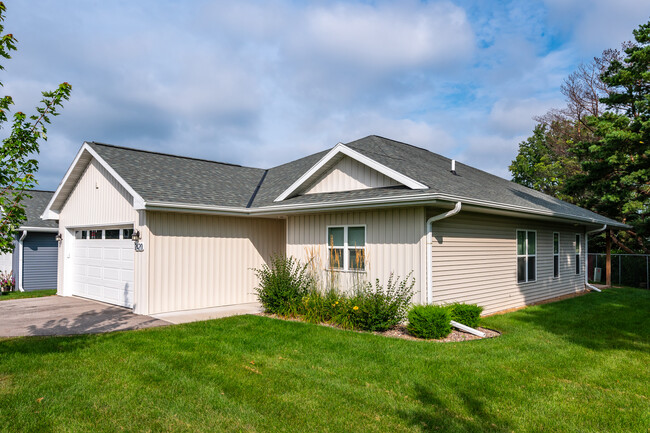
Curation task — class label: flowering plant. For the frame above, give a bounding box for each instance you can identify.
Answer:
[0,270,15,292]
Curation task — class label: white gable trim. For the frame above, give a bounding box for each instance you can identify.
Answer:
[274,143,428,202]
[41,142,146,220]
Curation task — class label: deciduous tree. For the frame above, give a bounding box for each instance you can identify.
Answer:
[0,2,71,253]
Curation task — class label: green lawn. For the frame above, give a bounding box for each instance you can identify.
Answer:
[1,287,648,432]
[0,289,56,301]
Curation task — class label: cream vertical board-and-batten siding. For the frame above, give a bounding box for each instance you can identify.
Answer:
[304,156,400,195]
[430,211,586,315]
[57,158,140,299]
[146,212,286,315]
[286,207,427,302]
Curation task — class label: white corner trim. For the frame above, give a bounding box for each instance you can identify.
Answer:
[41,142,147,218]
[274,143,428,202]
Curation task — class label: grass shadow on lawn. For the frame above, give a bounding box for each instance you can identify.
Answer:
[503,287,650,352]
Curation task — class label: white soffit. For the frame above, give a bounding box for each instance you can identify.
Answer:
[274,143,429,202]
[41,142,146,220]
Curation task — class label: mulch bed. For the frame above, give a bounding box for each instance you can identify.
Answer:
[260,313,500,343]
[378,324,500,342]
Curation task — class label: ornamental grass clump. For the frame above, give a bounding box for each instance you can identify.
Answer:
[407,305,452,339]
[448,303,483,328]
[253,256,312,316]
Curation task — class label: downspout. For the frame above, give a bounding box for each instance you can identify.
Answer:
[426,202,462,304]
[17,230,27,292]
[425,202,485,338]
[585,224,607,292]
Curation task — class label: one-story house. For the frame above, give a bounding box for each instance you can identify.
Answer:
[0,190,59,291]
[42,135,626,315]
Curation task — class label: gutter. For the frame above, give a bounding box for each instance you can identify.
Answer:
[17,230,27,292]
[585,224,607,292]
[141,193,626,229]
[426,202,462,304]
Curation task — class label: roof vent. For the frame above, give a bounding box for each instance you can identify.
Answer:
[451,159,457,175]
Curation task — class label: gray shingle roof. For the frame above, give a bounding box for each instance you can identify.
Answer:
[83,136,625,227]
[17,190,58,229]
[88,142,266,208]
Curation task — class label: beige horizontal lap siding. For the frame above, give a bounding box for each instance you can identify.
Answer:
[304,156,400,194]
[287,207,426,301]
[57,159,139,297]
[146,211,286,314]
[430,211,585,315]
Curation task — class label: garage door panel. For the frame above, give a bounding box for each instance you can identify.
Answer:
[72,233,134,308]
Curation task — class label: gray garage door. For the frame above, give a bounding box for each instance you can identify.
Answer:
[23,232,58,291]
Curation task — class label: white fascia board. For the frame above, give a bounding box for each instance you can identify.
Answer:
[42,142,147,220]
[273,143,428,202]
[17,226,59,233]
[83,143,147,210]
[41,143,89,220]
[146,192,627,229]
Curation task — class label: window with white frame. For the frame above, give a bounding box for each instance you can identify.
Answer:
[553,232,560,278]
[575,234,581,274]
[327,226,366,271]
[517,230,536,283]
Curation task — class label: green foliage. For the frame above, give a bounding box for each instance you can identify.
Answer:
[407,305,452,339]
[509,124,583,203]
[255,257,415,332]
[510,19,650,252]
[448,303,483,328]
[300,288,345,324]
[0,2,72,254]
[348,273,415,332]
[253,256,312,316]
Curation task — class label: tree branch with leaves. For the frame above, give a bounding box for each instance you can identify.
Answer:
[0,2,72,253]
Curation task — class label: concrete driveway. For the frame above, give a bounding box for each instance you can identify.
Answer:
[0,296,169,337]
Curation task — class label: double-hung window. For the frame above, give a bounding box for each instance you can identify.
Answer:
[327,226,366,271]
[553,233,560,278]
[575,234,581,274]
[517,230,536,283]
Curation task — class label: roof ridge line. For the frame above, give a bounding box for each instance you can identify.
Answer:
[88,141,261,170]
[366,135,449,158]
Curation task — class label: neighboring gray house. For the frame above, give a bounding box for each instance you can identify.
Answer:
[0,190,59,291]
[42,136,627,315]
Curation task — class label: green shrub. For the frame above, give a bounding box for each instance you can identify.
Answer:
[448,303,483,328]
[300,289,345,324]
[253,256,312,316]
[407,305,452,339]
[349,273,415,332]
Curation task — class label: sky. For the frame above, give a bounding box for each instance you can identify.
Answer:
[2,0,650,191]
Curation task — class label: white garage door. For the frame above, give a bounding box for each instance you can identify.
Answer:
[72,228,134,308]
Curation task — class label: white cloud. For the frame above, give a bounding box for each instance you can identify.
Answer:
[302,1,475,70]
[488,97,564,136]
[543,0,650,52]
[455,134,528,180]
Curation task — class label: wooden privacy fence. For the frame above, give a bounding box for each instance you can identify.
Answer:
[588,253,650,289]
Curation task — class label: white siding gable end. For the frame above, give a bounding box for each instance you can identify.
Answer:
[274,143,428,202]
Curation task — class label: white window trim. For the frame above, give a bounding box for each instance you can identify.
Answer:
[326,224,367,272]
[575,233,581,275]
[553,232,560,279]
[516,229,537,283]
